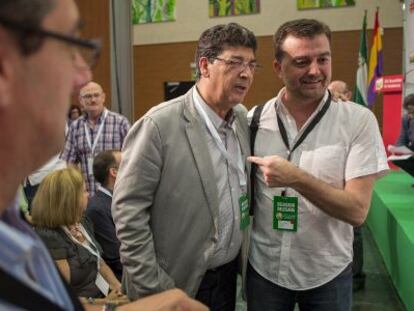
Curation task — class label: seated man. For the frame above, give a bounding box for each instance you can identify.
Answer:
[86,150,122,280]
[395,94,414,151]
[392,94,414,179]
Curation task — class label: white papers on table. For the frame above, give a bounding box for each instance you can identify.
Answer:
[387,145,414,155]
[388,154,412,161]
[387,145,414,161]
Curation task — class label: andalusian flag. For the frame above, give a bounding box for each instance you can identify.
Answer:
[353,10,368,106]
[367,8,383,107]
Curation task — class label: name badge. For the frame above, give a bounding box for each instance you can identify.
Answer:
[95,272,110,296]
[239,194,250,230]
[273,196,298,232]
[87,156,94,176]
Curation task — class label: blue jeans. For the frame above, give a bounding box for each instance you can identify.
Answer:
[195,257,238,311]
[246,262,352,311]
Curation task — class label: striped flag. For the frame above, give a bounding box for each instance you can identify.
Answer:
[352,10,368,106]
[367,8,383,107]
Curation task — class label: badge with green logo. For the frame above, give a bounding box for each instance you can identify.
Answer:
[273,196,298,232]
[239,194,250,230]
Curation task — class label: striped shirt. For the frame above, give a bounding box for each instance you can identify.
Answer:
[61,109,130,194]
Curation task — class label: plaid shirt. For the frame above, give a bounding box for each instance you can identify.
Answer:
[61,109,130,194]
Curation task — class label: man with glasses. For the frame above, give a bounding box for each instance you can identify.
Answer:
[113,23,257,310]
[86,150,123,281]
[62,81,130,195]
[0,0,207,310]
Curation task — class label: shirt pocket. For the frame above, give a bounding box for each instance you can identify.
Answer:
[299,145,346,188]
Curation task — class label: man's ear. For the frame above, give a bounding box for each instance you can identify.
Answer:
[346,91,353,101]
[273,59,282,78]
[0,27,16,108]
[198,57,210,78]
[109,167,117,179]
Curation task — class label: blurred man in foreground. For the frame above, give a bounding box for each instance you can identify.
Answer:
[0,0,207,310]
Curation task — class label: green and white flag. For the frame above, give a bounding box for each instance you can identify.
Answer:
[353,10,368,106]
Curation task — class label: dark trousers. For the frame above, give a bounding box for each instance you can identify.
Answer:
[195,258,238,311]
[392,158,414,178]
[352,225,365,279]
[246,262,352,311]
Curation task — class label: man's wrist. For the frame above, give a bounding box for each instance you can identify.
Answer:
[289,166,310,190]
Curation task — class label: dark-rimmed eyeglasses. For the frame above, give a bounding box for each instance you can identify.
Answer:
[214,57,261,73]
[0,17,101,70]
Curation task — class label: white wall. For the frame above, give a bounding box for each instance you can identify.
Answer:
[133,0,403,45]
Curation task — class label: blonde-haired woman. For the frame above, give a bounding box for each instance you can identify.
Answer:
[31,167,121,299]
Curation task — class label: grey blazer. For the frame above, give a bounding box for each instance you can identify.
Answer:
[112,87,251,299]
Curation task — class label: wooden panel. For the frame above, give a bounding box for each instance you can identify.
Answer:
[74,0,111,105]
[134,41,197,118]
[134,28,403,123]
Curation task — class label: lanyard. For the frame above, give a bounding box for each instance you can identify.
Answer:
[193,93,246,187]
[63,224,101,270]
[277,92,331,161]
[84,109,108,156]
[276,92,331,195]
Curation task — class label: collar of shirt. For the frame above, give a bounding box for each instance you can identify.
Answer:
[97,186,113,198]
[275,87,329,119]
[275,88,330,139]
[193,87,236,132]
[84,108,108,125]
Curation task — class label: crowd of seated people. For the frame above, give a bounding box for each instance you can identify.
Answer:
[30,167,124,301]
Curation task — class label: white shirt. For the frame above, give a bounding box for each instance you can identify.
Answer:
[248,88,389,290]
[193,88,244,268]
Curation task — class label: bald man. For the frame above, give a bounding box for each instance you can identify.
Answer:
[328,80,352,101]
[62,81,130,194]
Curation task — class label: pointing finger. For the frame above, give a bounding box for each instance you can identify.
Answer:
[247,156,266,166]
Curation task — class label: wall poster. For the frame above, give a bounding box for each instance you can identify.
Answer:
[297,0,355,10]
[132,0,176,24]
[209,0,260,17]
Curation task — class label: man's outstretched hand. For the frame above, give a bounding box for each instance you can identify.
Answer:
[248,155,300,188]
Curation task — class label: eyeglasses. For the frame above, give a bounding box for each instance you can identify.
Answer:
[214,57,261,73]
[0,17,101,70]
[80,92,102,101]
